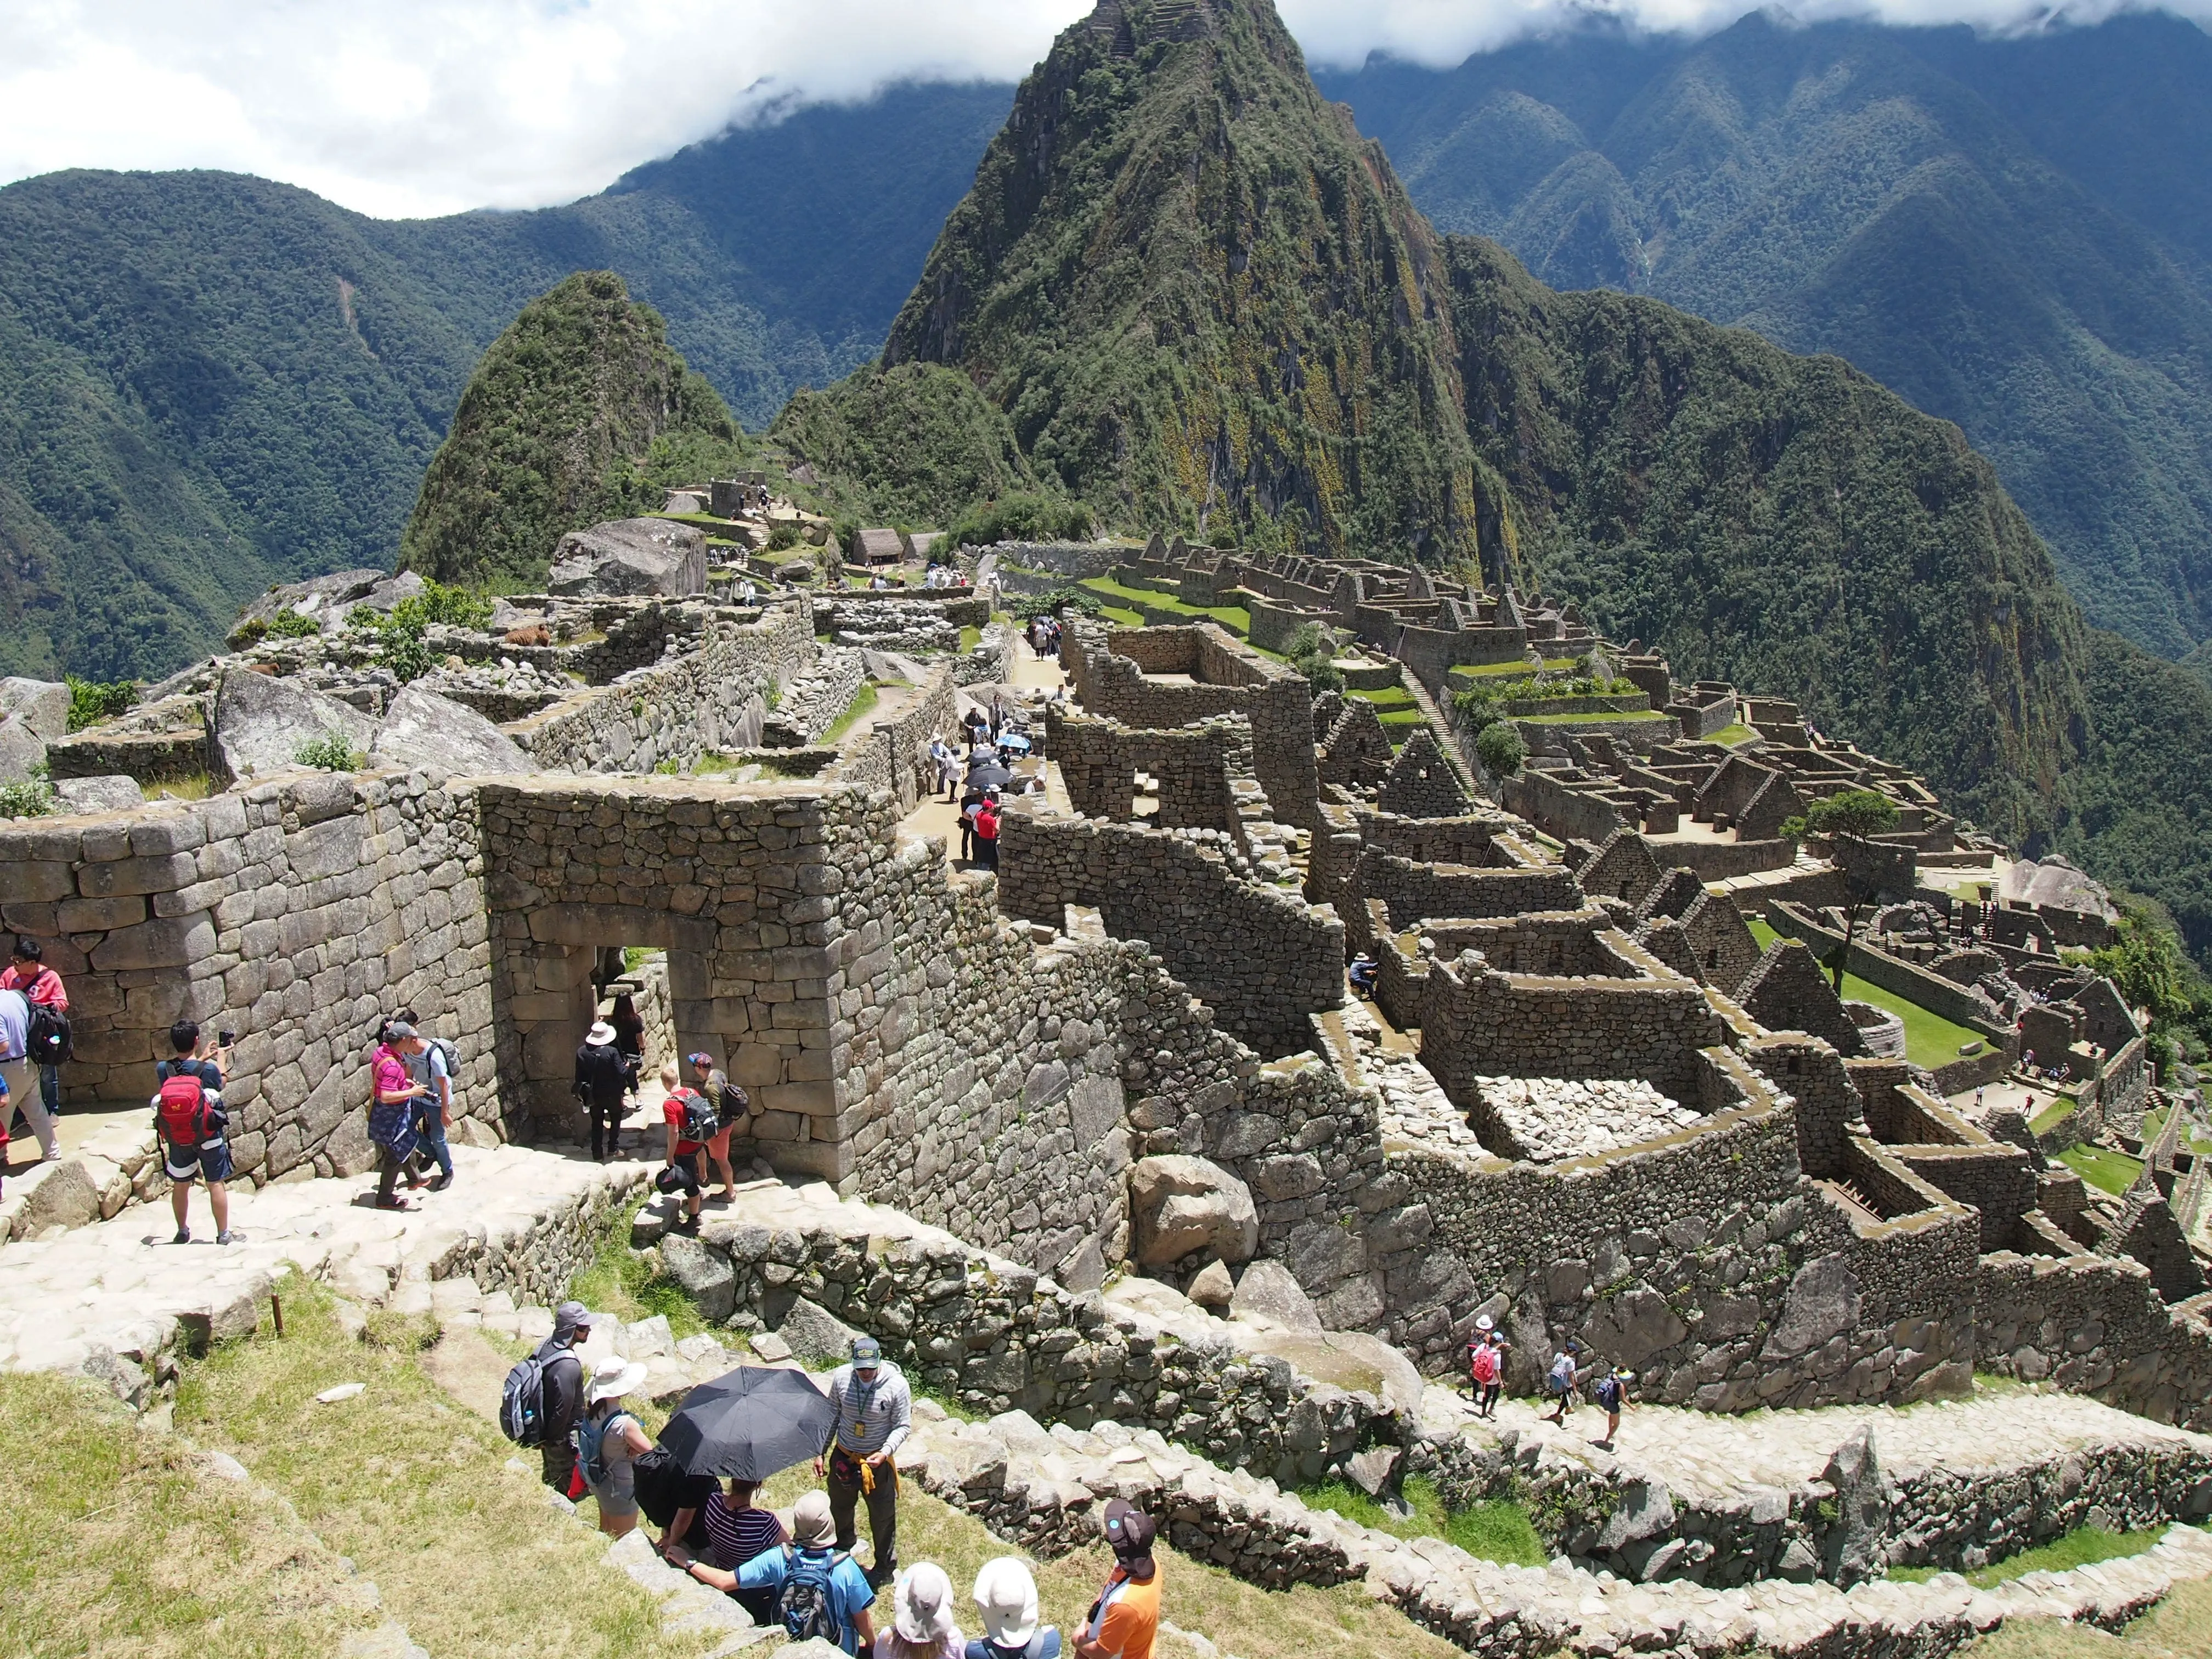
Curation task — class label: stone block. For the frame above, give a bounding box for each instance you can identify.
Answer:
[77,851,198,899]
[57,894,150,932]
[91,911,217,971]
[661,1234,737,1324]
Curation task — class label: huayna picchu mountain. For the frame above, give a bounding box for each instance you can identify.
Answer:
[798,0,2212,960]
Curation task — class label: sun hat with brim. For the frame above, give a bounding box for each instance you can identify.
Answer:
[588,1356,649,1404]
[1474,1314,1494,1332]
[972,1556,1041,1647]
[586,1020,617,1046]
[894,1563,957,1644]
[791,1488,834,1545]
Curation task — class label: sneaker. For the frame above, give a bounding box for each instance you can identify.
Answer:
[173,1227,190,1244]
[216,1229,241,1245]
[429,1173,453,1192]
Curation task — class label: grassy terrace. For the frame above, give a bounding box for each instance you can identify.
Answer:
[1887,1523,2173,1589]
[1449,658,1578,681]
[1747,920,1991,1071]
[1078,574,1252,635]
[1705,723,1759,746]
[1517,709,1669,725]
[2061,1142,2147,1196]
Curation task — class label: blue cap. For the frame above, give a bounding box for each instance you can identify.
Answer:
[851,1336,882,1367]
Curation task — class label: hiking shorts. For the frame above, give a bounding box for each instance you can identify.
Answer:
[165,1138,234,1184]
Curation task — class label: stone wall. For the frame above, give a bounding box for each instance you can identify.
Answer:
[1976,1251,2212,1431]
[1358,849,1584,933]
[826,665,957,815]
[1045,706,1248,833]
[997,809,1344,1058]
[0,770,496,1164]
[509,602,817,773]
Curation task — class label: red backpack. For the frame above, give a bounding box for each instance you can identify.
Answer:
[1469,1341,1501,1385]
[156,1067,213,1146]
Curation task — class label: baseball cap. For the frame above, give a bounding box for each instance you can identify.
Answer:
[386,1021,418,1039]
[552,1300,590,1338]
[851,1335,882,1368]
[687,1051,715,1068]
[1103,1498,1156,1574]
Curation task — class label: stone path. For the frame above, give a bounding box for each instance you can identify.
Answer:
[902,1405,2212,1659]
[0,1141,646,1386]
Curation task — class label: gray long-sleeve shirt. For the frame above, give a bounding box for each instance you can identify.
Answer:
[822,1359,912,1459]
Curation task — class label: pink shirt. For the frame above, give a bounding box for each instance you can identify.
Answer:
[0,965,64,1011]
[372,1047,411,1101]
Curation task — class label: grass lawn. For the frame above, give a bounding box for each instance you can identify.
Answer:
[1890,1525,2169,1589]
[1706,723,1759,747]
[819,682,881,744]
[1962,1564,2212,1658]
[959,624,983,653]
[2030,1094,2081,1135]
[2060,1143,2146,1196]
[1348,687,1415,710]
[1298,1475,1544,1567]
[1099,605,1144,628]
[1448,658,1578,681]
[1078,575,1252,635]
[1745,920,1992,1070]
[165,1285,718,1659]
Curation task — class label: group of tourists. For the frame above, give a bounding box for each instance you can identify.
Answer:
[573,1018,757,1221]
[521,1319,1161,1658]
[927,701,1049,872]
[1025,613,1063,659]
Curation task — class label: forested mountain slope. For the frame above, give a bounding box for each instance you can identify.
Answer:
[0,83,1011,679]
[1318,11,2212,660]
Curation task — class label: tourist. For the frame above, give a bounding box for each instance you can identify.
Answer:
[577,1355,653,1537]
[675,1477,786,1622]
[687,1051,746,1203]
[1543,1339,1585,1426]
[931,735,961,801]
[0,980,57,1164]
[574,1017,629,1162]
[1075,1500,1161,1659]
[676,1489,877,1652]
[155,1019,237,1244]
[958,785,987,864]
[817,1334,912,1588]
[968,1558,1060,1659]
[394,1008,454,1193]
[535,1300,592,1492]
[885,1563,964,1659]
[1348,952,1379,999]
[612,992,646,1101]
[368,1020,428,1211]
[1590,1367,1632,1449]
[659,1060,709,1232]
[1468,1314,1506,1418]
[974,792,1002,871]
[3,936,66,1124]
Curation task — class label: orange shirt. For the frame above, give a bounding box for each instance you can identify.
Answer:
[1087,1566,1160,1659]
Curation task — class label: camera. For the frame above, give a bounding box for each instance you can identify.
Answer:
[219,1029,238,1048]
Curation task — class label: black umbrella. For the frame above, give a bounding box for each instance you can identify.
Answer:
[658,1365,835,1480]
[966,763,1014,792]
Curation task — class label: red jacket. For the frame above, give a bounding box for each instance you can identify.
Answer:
[974,805,1001,842]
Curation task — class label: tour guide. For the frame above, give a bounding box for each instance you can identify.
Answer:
[815,1334,912,1588]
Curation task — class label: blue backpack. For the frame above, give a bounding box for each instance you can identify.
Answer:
[573,1410,635,1488]
[777,1545,853,1646]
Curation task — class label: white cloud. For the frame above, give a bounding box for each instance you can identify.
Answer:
[0,1,2205,218]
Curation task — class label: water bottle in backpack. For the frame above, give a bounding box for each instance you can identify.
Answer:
[777,1545,851,1646]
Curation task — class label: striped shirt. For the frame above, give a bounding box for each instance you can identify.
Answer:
[704,1496,785,1570]
[822,1360,912,1459]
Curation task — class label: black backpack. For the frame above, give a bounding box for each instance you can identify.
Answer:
[716,1080,751,1126]
[25,1001,70,1065]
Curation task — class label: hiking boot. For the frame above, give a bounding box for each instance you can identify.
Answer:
[173,1227,190,1244]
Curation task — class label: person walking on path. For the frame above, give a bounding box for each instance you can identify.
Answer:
[1544,1339,1586,1426]
[611,992,646,1103]
[885,1564,964,1659]
[535,1301,591,1493]
[677,1489,878,1653]
[155,1019,238,1244]
[0,983,57,1164]
[3,936,66,1125]
[689,1051,748,1203]
[577,1355,653,1537]
[930,736,961,802]
[1468,1314,1507,1419]
[817,1334,912,1588]
[575,1018,629,1161]
[1590,1367,1632,1449]
[659,1060,710,1232]
[958,785,986,864]
[394,1010,454,1192]
[967,1558,1062,1659]
[1075,1500,1161,1659]
[973,793,1002,871]
[368,1022,427,1211]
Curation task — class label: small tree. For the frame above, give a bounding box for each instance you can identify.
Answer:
[1476,722,1525,778]
[1283,622,1343,694]
[1780,788,1902,994]
[2067,902,2204,1069]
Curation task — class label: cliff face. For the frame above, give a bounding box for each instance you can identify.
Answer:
[882,0,1483,563]
[1442,235,2087,842]
[401,271,737,589]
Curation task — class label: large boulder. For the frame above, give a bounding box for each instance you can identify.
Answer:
[548,519,708,598]
[1128,1155,1257,1267]
[1228,1258,1322,1332]
[1818,1425,1894,1586]
[52,776,145,814]
[774,1297,862,1368]
[234,568,424,636]
[0,715,45,786]
[0,677,71,742]
[208,665,378,783]
[658,1234,736,1325]
[369,682,535,776]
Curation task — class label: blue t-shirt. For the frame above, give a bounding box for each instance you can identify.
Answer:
[968,1634,1063,1659]
[736,1544,876,1653]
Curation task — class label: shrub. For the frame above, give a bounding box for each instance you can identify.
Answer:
[1477,722,1526,777]
[942,492,1092,549]
[388,580,493,632]
[1283,621,1344,693]
[264,608,324,639]
[764,520,802,552]
[65,675,138,733]
[228,617,269,649]
[1009,585,1105,620]
[0,775,55,817]
[295,731,363,771]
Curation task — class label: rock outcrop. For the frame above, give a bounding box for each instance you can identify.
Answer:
[369,682,535,776]
[548,519,708,599]
[1128,1155,1257,1267]
[208,666,378,783]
